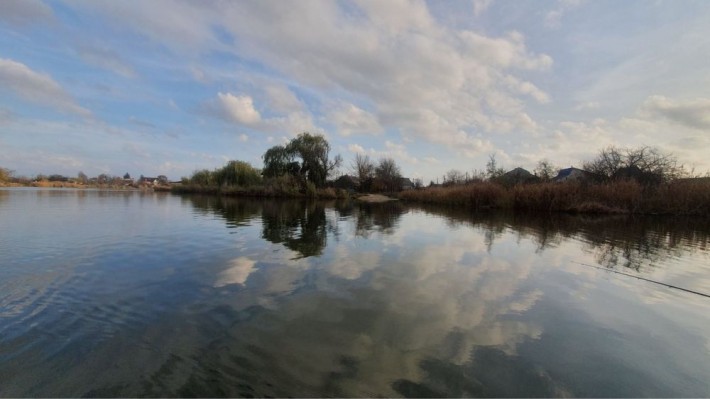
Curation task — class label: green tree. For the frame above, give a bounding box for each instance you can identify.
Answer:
[262,132,342,188]
[190,169,215,186]
[262,145,298,178]
[214,160,262,187]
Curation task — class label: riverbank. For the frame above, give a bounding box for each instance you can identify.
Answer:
[170,183,350,199]
[0,181,163,190]
[355,194,398,203]
[398,180,710,216]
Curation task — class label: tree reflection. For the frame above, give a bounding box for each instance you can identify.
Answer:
[415,204,710,274]
[261,201,329,258]
[354,201,406,238]
[185,195,262,228]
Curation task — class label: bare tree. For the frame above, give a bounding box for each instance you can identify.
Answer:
[351,153,375,182]
[584,145,686,183]
[486,154,505,180]
[534,159,558,181]
[375,157,402,191]
[444,169,465,186]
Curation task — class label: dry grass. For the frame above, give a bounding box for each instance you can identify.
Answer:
[400,180,710,215]
[399,182,505,209]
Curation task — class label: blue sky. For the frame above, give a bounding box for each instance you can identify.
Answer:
[1,0,709,182]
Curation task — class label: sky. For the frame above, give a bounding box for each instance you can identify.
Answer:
[1,0,709,182]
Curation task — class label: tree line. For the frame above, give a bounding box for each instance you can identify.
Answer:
[436,145,696,188]
[180,132,408,196]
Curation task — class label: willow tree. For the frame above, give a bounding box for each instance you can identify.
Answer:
[262,132,342,188]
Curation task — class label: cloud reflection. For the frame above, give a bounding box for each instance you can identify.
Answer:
[214,256,256,287]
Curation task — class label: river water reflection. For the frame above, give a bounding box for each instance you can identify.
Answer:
[1,189,709,397]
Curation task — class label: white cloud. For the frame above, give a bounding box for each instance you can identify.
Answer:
[348,143,366,154]
[263,111,323,137]
[72,2,553,159]
[0,0,53,26]
[641,95,710,131]
[264,84,303,114]
[239,134,249,142]
[328,103,383,136]
[209,92,261,125]
[0,58,90,116]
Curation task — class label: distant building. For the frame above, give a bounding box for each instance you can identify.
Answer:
[140,177,158,185]
[612,166,661,185]
[399,177,414,190]
[499,167,538,185]
[553,167,596,183]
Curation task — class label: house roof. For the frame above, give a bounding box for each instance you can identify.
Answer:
[399,177,414,185]
[553,167,594,182]
[503,167,534,178]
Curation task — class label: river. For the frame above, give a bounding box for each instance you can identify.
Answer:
[1,188,709,397]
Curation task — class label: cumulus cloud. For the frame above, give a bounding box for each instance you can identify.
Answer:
[641,95,710,130]
[71,1,553,158]
[208,92,261,125]
[328,103,383,136]
[0,58,90,116]
[262,111,323,136]
[348,143,366,154]
[0,0,53,26]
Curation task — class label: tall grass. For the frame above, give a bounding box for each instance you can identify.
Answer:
[399,180,710,215]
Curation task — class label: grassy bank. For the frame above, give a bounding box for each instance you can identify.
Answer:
[399,180,710,215]
[171,182,350,200]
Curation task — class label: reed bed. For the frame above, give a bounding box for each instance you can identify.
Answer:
[399,180,710,215]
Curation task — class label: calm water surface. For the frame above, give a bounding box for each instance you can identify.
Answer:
[1,188,709,397]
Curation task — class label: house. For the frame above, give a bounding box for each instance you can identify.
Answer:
[140,177,158,185]
[498,167,538,186]
[553,167,596,183]
[613,166,661,185]
[399,177,414,190]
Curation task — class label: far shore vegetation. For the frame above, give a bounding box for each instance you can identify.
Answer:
[2,133,709,215]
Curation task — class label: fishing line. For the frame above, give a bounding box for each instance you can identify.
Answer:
[570,260,710,299]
